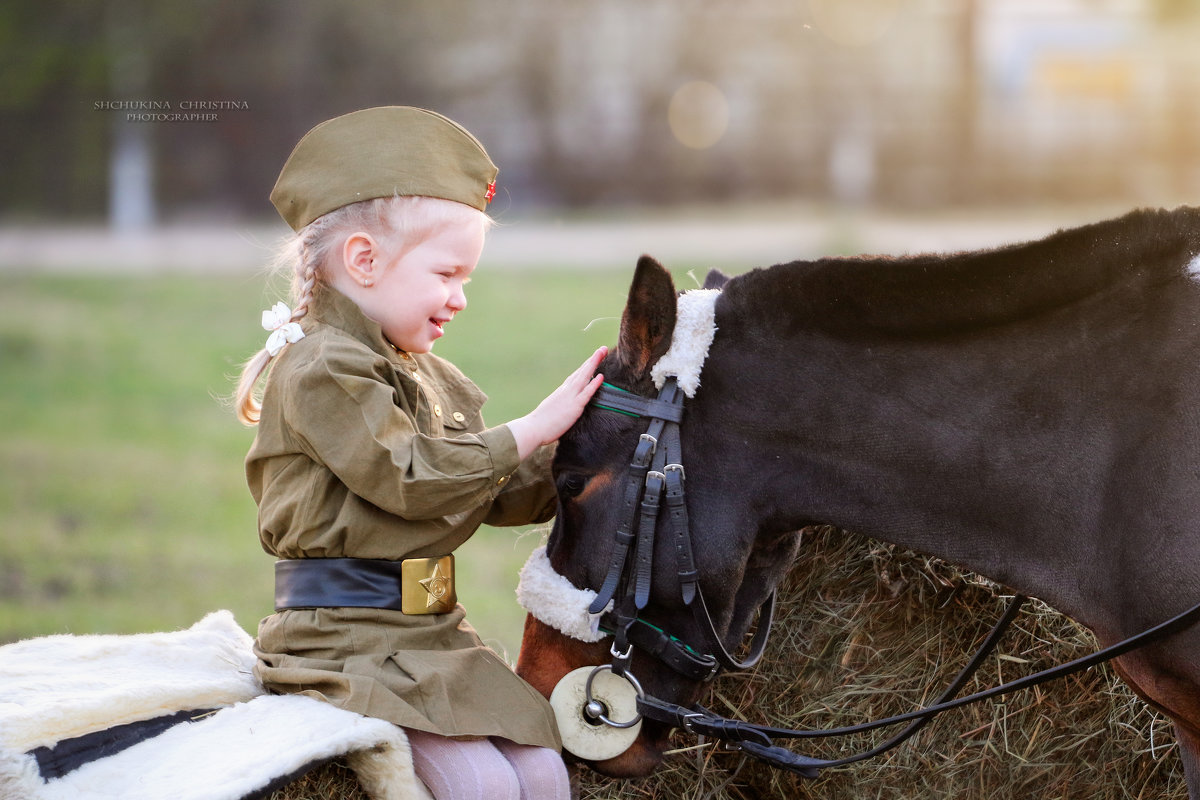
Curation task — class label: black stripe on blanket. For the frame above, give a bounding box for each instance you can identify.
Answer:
[29,708,216,780]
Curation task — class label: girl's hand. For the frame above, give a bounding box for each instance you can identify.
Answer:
[508,347,608,460]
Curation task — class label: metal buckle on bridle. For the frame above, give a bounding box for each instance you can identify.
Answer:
[610,640,633,663]
[633,433,657,466]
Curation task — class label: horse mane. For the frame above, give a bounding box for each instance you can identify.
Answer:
[725,206,1200,339]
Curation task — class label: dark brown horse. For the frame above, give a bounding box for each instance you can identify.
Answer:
[516,207,1200,794]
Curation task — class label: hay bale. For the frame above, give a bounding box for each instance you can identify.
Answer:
[578,527,1187,799]
[267,758,369,800]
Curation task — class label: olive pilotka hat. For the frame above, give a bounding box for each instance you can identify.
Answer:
[270,106,499,231]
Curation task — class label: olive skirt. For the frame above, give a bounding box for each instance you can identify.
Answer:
[253,605,560,749]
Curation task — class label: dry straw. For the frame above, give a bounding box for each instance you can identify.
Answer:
[270,526,1186,799]
[577,526,1185,800]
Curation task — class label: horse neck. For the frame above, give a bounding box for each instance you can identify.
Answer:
[695,261,1200,629]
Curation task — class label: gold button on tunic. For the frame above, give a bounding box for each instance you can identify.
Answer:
[246,287,559,748]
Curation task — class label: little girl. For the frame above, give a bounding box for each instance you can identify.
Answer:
[234,106,603,800]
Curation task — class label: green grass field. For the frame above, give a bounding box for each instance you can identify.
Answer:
[0,263,682,658]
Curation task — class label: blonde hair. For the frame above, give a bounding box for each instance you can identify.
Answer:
[234,195,491,425]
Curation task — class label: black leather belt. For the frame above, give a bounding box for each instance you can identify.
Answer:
[274,555,456,615]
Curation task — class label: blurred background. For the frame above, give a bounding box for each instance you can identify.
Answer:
[4,0,1200,227]
[3,0,1200,655]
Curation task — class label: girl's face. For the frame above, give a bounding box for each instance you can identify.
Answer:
[360,219,485,354]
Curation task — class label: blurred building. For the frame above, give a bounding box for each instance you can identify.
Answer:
[467,0,1199,209]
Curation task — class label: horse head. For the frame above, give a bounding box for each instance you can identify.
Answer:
[516,256,802,777]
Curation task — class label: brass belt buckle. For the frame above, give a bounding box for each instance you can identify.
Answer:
[401,555,456,614]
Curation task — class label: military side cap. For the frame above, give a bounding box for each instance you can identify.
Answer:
[270,106,498,231]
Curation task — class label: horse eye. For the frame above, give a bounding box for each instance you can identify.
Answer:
[558,473,588,499]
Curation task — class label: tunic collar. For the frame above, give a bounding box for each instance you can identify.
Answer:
[309,285,407,364]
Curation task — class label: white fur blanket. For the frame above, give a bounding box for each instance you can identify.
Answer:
[0,611,430,800]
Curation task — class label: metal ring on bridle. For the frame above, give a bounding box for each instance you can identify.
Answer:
[584,664,645,729]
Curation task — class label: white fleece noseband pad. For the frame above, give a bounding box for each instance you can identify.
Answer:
[517,546,611,642]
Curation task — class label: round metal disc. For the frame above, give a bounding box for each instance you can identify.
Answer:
[549,666,643,761]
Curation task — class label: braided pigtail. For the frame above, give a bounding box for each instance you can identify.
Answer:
[288,226,320,328]
[234,226,322,426]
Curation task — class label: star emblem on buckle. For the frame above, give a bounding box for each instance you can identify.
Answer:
[419,561,451,608]
[401,555,455,613]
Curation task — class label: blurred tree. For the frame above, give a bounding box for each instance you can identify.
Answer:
[0,1,231,222]
[0,3,109,219]
[0,1,455,223]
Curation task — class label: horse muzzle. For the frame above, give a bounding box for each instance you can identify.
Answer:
[588,732,668,778]
[517,615,669,776]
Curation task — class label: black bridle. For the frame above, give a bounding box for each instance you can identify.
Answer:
[586,377,775,684]
[578,376,1200,777]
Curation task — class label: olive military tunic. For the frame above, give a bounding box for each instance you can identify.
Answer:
[246,286,561,748]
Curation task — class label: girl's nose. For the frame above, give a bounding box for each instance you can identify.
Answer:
[448,283,468,311]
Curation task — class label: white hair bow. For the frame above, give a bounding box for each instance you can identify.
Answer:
[261,302,305,356]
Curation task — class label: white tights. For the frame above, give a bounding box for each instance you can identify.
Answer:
[405,728,571,800]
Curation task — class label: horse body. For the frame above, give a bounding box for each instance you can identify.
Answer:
[711,211,1200,638]
[516,207,1200,791]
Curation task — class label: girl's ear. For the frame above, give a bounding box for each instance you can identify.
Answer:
[342,232,379,287]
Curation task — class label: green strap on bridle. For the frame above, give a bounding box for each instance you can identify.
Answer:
[592,382,642,418]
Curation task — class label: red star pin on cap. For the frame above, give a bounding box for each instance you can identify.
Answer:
[485,180,496,204]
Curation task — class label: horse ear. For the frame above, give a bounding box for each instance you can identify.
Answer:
[616,255,677,377]
[702,268,730,290]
